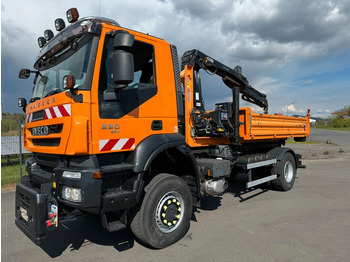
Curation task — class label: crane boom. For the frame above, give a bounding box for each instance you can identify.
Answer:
[181,49,268,112]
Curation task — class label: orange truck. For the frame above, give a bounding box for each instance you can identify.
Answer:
[16,8,310,249]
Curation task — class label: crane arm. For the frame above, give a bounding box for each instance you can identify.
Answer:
[181,49,268,113]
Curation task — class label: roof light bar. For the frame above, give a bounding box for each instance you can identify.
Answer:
[55,18,66,31]
[66,8,79,23]
[38,37,46,48]
[44,29,54,41]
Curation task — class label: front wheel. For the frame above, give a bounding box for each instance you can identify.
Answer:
[270,152,296,191]
[130,173,193,249]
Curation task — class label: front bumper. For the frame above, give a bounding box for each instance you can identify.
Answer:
[26,156,103,214]
[15,182,47,245]
[15,166,103,245]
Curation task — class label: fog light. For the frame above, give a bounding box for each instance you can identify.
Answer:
[71,189,81,201]
[64,187,71,199]
[66,8,79,23]
[44,29,54,41]
[38,37,46,48]
[62,171,81,180]
[55,18,66,31]
[62,186,82,202]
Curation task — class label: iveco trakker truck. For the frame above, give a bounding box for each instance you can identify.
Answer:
[16,8,310,249]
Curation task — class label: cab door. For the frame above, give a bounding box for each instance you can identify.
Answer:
[90,28,177,155]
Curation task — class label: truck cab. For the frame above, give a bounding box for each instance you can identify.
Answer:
[21,15,180,156]
[16,9,186,246]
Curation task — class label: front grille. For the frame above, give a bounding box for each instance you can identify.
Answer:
[19,193,30,209]
[32,138,61,147]
[32,110,45,121]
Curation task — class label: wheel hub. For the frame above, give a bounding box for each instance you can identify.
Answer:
[161,198,181,226]
[156,192,184,233]
[284,161,294,183]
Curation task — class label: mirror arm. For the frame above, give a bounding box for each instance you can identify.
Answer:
[35,71,43,77]
[29,70,42,77]
[69,89,83,103]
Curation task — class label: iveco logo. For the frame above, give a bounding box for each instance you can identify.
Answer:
[31,126,49,136]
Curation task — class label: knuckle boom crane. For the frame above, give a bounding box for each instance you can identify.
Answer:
[181,49,270,144]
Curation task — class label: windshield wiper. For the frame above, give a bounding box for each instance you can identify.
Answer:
[44,89,61,98]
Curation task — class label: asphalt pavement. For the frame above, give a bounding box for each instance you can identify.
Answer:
[309,128,350,146]
[2,154,350,261]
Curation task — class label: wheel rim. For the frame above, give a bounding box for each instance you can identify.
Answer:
[284,161,294,183]
[155,191,184,233]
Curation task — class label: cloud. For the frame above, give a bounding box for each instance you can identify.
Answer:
[169,0,229,20]
[303,80,314,85]
[1,0,350,117]
[222,0,350,43]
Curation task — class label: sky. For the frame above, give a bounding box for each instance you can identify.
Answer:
[1,0,350,118]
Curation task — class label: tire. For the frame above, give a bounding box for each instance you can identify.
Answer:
[130,173,193,249]
[270,152,296,191]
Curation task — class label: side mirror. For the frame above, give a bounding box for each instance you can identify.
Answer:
[18,98,27,112]
[113,51,134,90]
[19,69,31,79]
[113,30,134,50]
[63,75,83,103]
[112,31,135,90]
[63,75,76,90]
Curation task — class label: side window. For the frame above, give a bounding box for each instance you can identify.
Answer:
[98,35,157,119]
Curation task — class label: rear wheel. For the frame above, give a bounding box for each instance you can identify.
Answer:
[130,173,193,249]
[270,152,296,191]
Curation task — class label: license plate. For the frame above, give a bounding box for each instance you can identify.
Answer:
[51,204,58,227]
[31,126,49,136]
[20,207,29,222]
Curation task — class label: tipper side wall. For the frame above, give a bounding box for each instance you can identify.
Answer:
[239,108,310,142]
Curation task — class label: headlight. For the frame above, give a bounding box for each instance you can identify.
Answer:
[62,171,81,180]
[62,186,82,202]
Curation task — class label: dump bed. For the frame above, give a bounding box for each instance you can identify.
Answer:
[239,107,310,142]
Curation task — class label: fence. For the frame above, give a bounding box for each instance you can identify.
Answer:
[1,119,32,182]
[1,136,31,164]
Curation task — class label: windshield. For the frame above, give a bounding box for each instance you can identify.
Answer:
[32,34,94,100]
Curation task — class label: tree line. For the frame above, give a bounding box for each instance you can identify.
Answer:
[1,113,26,136]
[327,105,350,128]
